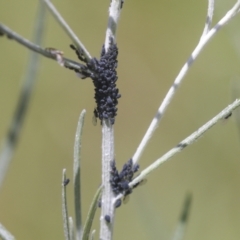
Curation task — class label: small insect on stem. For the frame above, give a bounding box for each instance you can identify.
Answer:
[114,198,122,208]
[92,108,98,126]
[224,112,232,120]
[104,215,111,224]
[63,178,70,186]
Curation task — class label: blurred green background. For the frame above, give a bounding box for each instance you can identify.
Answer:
[1,0,240,239]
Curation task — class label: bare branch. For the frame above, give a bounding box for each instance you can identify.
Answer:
[104,0,123,50]
[0,23,92,75]
[130,99,240,187]
[42,0,92,63]
[100,121,116,240]
[0,223,15,240]
[132,0,240,166]
[200,0,215,40]
[100,1,124,240]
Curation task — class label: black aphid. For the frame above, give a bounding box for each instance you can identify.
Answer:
[63,178,70,186]
[98,199,102,208]
[92,108,98,126]
[114,199,122,208]
[224,112,232,119]
[120,0,124,8]
[70,44,87,63]
[104,215,111,223]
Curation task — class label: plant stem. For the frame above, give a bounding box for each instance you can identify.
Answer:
[100,121,115,240]
[100,1,123,240]
[0,223,15,240]
[130,99,240,187]
[42,0,92,62]
[200,0,215,40]
[132,0,240,166]
[0,24,90,74]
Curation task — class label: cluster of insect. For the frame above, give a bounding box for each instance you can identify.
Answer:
[111,159,146,206]
[69,38,121,126]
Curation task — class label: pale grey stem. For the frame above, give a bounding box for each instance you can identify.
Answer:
[73,109,86,240]
[0,223,15,240]
[231,79,240,141]
[42,0,92,62]
[62,169,71,240]
[130,99,240,187]
[0,1,46,188]
[0,24,90,73]
[200,0,215,41]
[132,0,240,166]
[100,1,124,240]
[172,193,192,240]
[100,121,115,240]
[104,0,123,50]
[68,217,74,240]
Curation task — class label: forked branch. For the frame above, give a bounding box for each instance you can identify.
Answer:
[132,0,240,166]
[0,24,92,76]
[130,99,240,187]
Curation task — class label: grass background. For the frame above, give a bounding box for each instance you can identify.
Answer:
[1,0,240,239]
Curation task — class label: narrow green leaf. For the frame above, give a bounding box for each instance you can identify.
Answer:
[82,186,102,240]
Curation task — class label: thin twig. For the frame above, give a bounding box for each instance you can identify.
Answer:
[130,99,240,187]
[0,223,15,240]
[100,121,115,240]
[104,0,123,50]
[0,24,91,74]
[132,0,240,166]
[100,1,123,240]
[0,1,46,188]
[42,0,92,62]
[62,169,71,240]
[172,193,192,240]
[73,109,86,240]
[231,79,240,141]
[200,0,215,41]
[82,186,102,240]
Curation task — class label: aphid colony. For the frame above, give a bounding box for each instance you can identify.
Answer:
[109,158,140,208]
[70,37,121,125]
